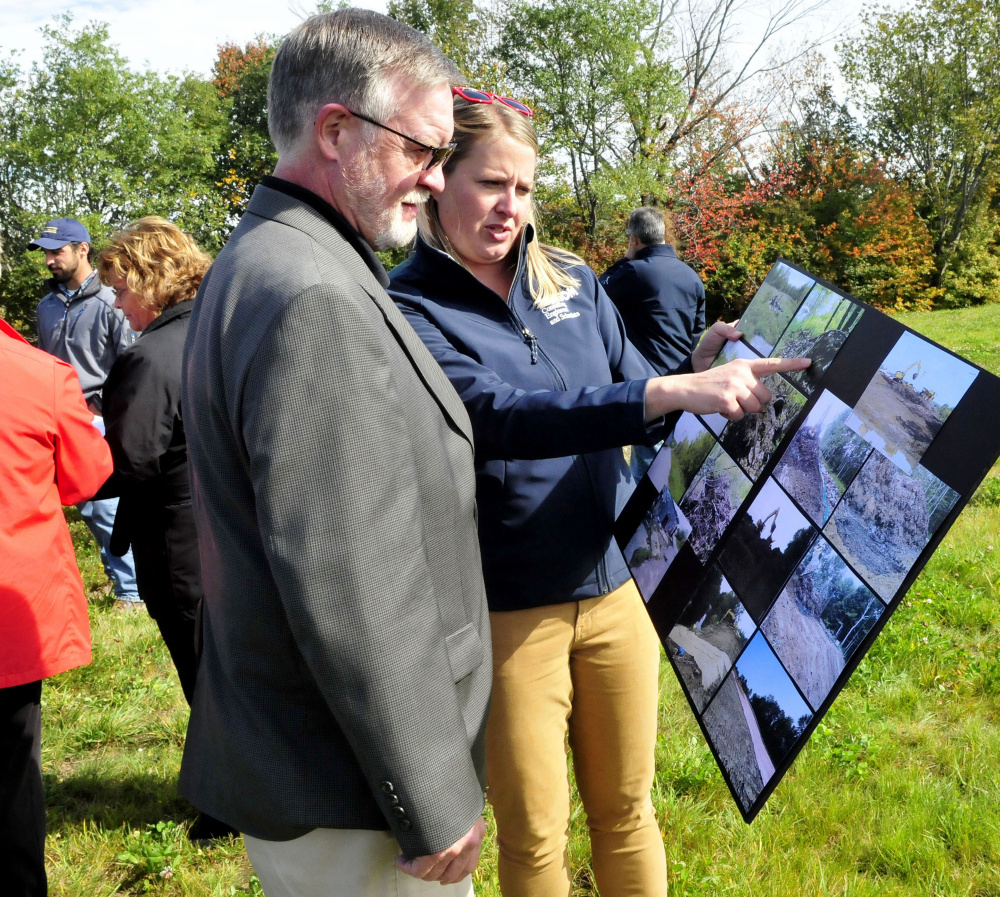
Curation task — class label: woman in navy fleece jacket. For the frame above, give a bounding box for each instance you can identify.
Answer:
[388,90,806,897]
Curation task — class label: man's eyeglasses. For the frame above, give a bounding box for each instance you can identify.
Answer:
[347,110,457,170]
[452,87,534,118]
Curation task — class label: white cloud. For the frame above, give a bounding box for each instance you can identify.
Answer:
[0,1,385,77]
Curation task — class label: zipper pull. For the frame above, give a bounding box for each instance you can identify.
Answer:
[523,328,538,364]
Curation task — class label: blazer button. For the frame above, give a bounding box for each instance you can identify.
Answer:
[399,819,412,831]
[380,781,394,794]
[388,794,400,805]
[391,806,406,818]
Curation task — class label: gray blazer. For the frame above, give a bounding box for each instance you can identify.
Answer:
[180,184,491,856]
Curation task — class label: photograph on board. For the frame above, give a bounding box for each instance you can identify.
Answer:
[719,374,808,480]
[761,538,886,710]
[679,443,753,562]
[653,411,716,504]
[772,285,865,395]
[847,331,978,474]
[824,452,961,601]
[702,631,813,813]
[623,486,693,603]
[718,478,816,622]
[737,262,814,356]
[667,565,756,712]
[773,391,872,528]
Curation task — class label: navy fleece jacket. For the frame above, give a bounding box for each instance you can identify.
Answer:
[389,232,676,612]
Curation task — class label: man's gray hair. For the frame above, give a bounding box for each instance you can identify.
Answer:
[626,207,667,246]
[268,8,460,156]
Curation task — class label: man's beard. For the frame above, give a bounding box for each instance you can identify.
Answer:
[49,258,79,284]
[342,146,429,251]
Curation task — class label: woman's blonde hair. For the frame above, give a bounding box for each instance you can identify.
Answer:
[97,216,211,313]
[418,96,581,307]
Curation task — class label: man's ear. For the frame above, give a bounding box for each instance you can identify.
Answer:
[315,103,352,162]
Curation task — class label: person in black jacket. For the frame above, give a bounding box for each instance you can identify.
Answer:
[599,207,706,375]
[388,90,808,897]
[96,218,211,705]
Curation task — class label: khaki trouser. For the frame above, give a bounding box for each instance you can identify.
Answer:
[244,828,475,897]
[486,579,668,897]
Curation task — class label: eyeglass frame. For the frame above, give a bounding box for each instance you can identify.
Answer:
[451,87,534,118]
[346,109,457,170]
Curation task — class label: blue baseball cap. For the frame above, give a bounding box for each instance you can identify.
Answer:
[28,218,91,251]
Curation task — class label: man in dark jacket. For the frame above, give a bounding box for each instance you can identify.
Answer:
[181,10,490,895]
[600,207,706,374]
[30,217,140,609]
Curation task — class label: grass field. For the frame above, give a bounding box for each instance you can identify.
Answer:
[42,305,1000,895]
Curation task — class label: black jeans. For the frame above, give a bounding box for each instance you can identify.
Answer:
[0,680,46,897]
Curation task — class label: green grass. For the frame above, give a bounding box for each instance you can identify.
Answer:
[43,304,1000,895]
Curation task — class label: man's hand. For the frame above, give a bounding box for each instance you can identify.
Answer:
[644,355,811,422]
[396,816,486,885]
[691,319,742,373]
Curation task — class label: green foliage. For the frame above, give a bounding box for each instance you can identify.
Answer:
[0,15,227,333]
[673,132,939,320]
[40,301,1000,897]
[117,820,184,880]
[938,193,1000,306]
[388,0,488,78]
[498,0,683,234]
[841,0,1000,291]
[971,477,1000,508]
[212,38,279,228]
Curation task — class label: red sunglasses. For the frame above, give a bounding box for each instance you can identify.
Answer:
[452,87,534,118]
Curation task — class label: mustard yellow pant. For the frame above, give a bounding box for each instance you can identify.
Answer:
[486,579,667,897]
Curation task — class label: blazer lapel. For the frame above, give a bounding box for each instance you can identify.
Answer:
[245,186,475,447]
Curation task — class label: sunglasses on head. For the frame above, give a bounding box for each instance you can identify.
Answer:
[452,87,534,118]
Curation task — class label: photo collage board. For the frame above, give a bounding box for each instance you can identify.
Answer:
[614,259,1000,822]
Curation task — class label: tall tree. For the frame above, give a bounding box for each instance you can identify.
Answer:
[498,0,684,234]
[0,16,227,330]
[841,0,1000,292]
[212,37,279,225]
[388,0,491,77]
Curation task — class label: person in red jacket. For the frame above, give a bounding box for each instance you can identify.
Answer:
[0,290,113,895]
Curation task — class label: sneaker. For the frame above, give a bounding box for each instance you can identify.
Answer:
[113,599,146,611]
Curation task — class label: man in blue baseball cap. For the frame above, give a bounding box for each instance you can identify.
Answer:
[30,216,141,610]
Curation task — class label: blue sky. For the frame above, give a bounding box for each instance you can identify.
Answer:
[737,631,812,723]
[878,331,978,410]
[748,478,812,552]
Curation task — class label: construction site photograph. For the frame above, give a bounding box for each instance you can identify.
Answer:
[667,565,756,712]
[824,452,960,601]
[737,261,815,356]
[702,632,813,814]
[719,373,808,479]
[718,477,816,622]
[847,331,978,474]
[623,485,693,602]
[773,390,873,528]
[761,538,885,711]
[772,285,865,395]
[678,443,753,562]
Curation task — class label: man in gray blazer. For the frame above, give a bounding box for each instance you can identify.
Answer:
[181,10,490,895]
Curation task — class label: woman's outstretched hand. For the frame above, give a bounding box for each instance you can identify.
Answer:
[644,321,811,422]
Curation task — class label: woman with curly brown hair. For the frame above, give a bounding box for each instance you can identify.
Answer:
[96,217,211,705]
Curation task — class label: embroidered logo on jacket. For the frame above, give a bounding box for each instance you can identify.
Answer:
[541,289,581,325]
